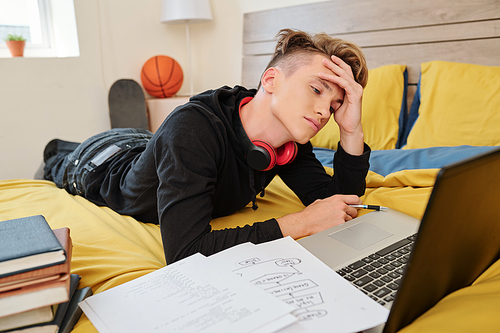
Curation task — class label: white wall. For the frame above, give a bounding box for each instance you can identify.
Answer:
[0,0,326,180]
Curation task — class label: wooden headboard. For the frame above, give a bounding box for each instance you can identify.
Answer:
[242,0,500,107]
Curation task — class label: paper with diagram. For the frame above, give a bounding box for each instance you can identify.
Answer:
[209,237,389,333]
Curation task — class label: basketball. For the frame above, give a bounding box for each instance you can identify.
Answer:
[141,55,183,98]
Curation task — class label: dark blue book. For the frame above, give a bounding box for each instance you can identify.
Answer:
[0,215,66,278]
[59,286,93,333]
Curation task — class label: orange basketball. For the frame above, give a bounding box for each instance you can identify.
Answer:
[141,55,183,98]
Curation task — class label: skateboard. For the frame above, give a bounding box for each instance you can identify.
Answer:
[108,79,149,130]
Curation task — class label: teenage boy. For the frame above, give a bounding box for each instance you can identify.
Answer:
[44,29,371,264]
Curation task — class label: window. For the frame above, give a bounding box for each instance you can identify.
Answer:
[0,0,79,58]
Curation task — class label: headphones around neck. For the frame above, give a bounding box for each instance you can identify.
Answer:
[237,97,298,171]
[247,140,298,171]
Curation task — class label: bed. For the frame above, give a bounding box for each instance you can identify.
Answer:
[1,0,500,331]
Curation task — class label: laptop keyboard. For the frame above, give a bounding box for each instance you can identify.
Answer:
[336,234,417,306]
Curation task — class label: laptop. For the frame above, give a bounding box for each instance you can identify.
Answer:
[298,146,500,333]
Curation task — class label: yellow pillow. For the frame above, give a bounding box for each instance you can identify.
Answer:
[405,61,500,149]
[310,64,407,151]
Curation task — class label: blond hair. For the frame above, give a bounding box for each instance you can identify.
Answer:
[262,29,368,88]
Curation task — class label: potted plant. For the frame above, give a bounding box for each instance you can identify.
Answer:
[3,34,26,57]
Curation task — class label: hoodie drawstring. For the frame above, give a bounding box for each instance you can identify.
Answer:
[249,168,258,210]
[249,168,268,210]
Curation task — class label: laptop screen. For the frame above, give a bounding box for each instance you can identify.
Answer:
[384,147,500,333]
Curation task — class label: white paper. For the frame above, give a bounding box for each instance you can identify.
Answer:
[209,237,389,333]
[79,253,295,333]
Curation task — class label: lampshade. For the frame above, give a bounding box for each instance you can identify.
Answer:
[161,0,213,24]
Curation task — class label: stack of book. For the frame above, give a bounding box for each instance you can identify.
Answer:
[0,215,91,333]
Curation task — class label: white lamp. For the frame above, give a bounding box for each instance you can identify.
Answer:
[161,0,213,97]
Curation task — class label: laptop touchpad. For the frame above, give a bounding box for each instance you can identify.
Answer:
[329,222,393,250]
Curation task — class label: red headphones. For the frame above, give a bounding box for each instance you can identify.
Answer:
[247,140,298,171]
[238,97,298,171]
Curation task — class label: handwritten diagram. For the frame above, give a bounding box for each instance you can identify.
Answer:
[208,238,389,332]
[232,257,328,321]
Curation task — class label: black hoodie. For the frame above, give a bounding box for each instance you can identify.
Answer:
[85,86,371,263]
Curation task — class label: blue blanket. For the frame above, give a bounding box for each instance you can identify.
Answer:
[313,146,498,177]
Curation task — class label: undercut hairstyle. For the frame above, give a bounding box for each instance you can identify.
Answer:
[260,28,368,88]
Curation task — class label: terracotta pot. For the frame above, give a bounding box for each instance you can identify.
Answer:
[6,40,25,57]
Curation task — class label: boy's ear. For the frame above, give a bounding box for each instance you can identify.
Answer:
[260,67,277,93]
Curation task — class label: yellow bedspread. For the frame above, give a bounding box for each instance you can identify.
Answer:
[0,171,499,332]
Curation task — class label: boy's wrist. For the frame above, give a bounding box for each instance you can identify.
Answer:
[339,129,365,156]
[276,212,307,239]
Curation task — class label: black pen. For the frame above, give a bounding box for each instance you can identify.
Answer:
[349,204,389,211]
